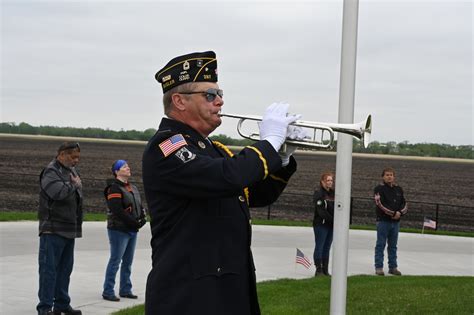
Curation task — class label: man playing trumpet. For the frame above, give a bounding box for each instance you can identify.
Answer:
[142,51,306,315]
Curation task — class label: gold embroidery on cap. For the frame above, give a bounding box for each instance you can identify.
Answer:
[156,57,214,78]
[183,60,190,70]
[193,59,216,81]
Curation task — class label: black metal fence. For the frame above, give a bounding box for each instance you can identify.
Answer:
[250,192,474,232]
[1,172,473,232]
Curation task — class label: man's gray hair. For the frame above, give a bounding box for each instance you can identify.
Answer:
[163,82,199,115]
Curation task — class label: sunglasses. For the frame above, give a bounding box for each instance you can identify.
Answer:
[180,88,223,102]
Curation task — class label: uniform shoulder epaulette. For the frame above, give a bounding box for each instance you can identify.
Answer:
[158,133,188,157]
[156,129,172,136]
[147,129,172,148]
[152,129,173,142]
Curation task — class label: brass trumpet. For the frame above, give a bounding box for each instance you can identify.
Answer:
[219,113,372,149]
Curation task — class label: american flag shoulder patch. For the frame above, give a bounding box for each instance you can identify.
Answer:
[159,134,187,157]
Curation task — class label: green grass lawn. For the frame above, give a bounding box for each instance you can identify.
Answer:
[112,276,474,315]
[0,211,107,221]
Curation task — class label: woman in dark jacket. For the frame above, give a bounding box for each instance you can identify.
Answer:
[102,160,147,301]
[312,172,335,276]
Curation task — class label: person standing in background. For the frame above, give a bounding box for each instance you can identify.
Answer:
[102,160,146,302]
[312,172,335,276]
[374,167,408,276]
[37,142,83,315]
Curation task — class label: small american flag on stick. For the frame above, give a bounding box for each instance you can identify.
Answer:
[296,248,312,269]
[423,217,437,230]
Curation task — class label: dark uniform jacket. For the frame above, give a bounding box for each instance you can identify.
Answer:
[142,118,297,315]
[313,187,335,228]
[104,179,146,232]
[38,159,83,239]
[374,182,407,222]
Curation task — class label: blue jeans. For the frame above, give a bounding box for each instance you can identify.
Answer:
[313,225,334,262]
[103,229,137,296]
[37,234,75,312]
[374,220,400,269]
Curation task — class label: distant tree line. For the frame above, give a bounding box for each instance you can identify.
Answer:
[351,140,472,159]
[1,122,472,159]
[0,122,157,141]
[0,122,254,146]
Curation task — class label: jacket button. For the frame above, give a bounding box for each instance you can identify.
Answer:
[238,196,245,202]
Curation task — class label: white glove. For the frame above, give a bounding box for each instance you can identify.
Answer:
[287,125,310,141]
[259,102,300,152]
[279,125,310,166]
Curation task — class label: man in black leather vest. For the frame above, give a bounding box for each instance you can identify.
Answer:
[37,142,83,315]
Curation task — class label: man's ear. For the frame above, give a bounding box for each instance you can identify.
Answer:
[56,151,68,165]
[171,93,187,111]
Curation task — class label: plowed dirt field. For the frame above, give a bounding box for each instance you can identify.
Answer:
[1,134,472,231]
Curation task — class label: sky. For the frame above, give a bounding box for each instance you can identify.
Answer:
[1,0,472,145]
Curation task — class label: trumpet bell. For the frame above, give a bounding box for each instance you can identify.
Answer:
[362,115,372,148]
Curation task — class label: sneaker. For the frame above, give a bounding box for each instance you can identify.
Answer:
[120,293,138,299]
[38,309,54,315]
[389,268,402,276]
[375,268,385,276]
[102,294,120,302]
[53,306,82,315]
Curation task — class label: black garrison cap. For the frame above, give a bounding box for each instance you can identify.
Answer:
[155,51,218,93]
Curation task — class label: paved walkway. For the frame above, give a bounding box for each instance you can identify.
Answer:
[0,222,472,314]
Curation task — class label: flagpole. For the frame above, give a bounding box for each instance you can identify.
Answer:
[330,0,359,314]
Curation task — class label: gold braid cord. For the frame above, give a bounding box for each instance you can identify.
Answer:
[212,141,250,204]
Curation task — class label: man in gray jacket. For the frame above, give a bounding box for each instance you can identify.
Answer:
[37,142,83,315]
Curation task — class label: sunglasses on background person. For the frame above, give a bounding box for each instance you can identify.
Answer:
[179,88,224,102]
